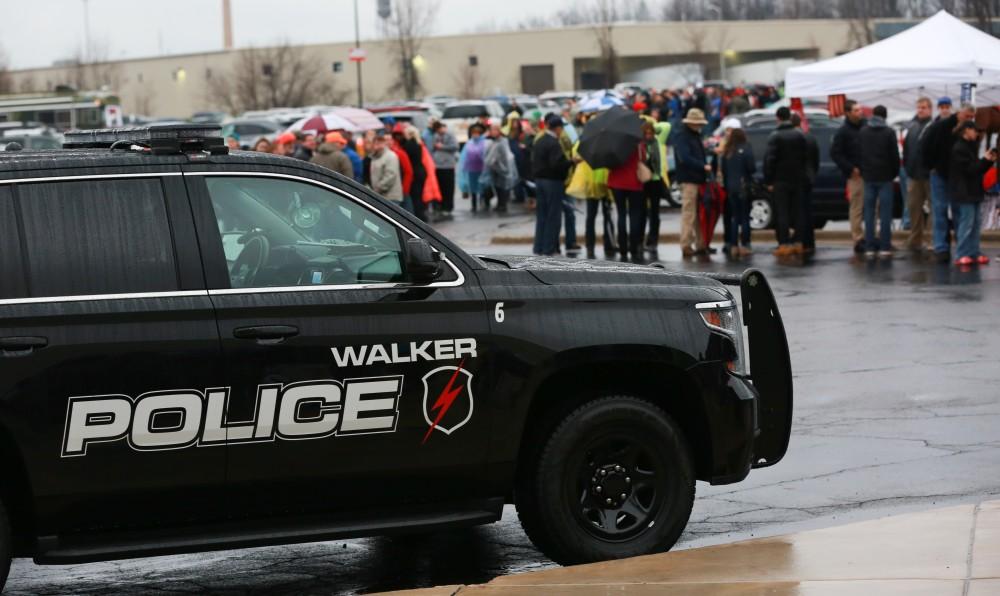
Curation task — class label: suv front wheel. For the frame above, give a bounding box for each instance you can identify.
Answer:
[516,396,695,565]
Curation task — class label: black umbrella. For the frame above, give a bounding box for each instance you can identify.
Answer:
[577,106,644,169]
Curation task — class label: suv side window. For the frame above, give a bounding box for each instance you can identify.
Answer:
[0,186,28,299]
[17,178,179,298]
[204,176,407,289]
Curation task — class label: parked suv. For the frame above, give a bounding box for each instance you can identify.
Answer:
[0,125,792,589]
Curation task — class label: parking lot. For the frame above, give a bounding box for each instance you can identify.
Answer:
[7,243,999,596]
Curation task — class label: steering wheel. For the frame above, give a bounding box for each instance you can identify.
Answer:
[230,232,270,288]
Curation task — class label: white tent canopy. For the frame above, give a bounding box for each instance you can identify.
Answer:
[786,11,1000,109]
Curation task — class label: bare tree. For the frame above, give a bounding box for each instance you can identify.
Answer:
[966,0,1000,33]
[383,0,440,99]
[0,46,12,95]
[590,0,621,87]
[206,43,344,114]
[60,42,123,91]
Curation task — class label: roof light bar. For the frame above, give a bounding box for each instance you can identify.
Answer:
[63,124,229,155]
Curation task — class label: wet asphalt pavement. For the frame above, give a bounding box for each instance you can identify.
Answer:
[7,244,1000,595]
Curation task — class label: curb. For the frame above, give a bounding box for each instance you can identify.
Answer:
[491,229,1000,247]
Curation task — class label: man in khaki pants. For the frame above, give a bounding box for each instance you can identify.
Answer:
[673,108,711,256]
[902,97,934,251]
[831,100,866,253]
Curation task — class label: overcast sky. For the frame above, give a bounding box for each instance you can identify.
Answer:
[1,0,564,70]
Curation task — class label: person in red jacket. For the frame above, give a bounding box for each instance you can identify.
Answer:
[608,137,648,263]
[389,135,414,201]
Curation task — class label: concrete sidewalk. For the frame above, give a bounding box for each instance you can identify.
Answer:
[375,499,1000,595]
[428,202,1000,248]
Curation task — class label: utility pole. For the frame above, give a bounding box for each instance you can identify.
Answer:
[354,0,364,108]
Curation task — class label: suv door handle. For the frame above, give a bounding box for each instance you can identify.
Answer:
[233,325,299,345]
[0,336,48,357]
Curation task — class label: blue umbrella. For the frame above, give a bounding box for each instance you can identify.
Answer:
[577,91,625,113]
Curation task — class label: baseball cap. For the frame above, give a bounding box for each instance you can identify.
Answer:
[325,132,347,145]
[721,117,742,130]
[544,113,565,128]
[277,132,296,145]
[937,96,953,106]
[957,120,981,132]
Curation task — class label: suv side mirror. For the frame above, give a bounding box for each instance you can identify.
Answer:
[405,237,442,284]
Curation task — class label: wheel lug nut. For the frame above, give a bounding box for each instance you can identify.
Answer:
[605,498,612,505]
[625,477,631,483]
[615,465,622,472]
[600,469,607,476]
[596,486,602,493]
[620,493,627,500]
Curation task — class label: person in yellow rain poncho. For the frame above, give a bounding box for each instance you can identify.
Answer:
[639,114,671,259]
[567,140,618,260]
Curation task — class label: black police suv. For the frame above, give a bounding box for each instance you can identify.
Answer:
[0,125,792,589]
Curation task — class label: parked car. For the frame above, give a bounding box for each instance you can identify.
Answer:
[0,124,792,590]
[221,119,283,149]
[440,100,505,144]
[191,111,228,125]
[368,104,437,132]
[743,122,902,230]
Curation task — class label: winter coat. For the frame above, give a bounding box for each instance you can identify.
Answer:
[431,131,459,169]
[370,149,403,201]
[720,142,756,196]
[483,136,518,190]
[291,144,313,161]
[642,119,672,183]
[673,125,707,184]
[948,139,994,204]
[830,118,865,178]
[607,147,643,192]
[531,131,572,181]
[920,114,959,178]
[763,122,808,186]
[902,116,933,180]
[803,130,820,186]
[403,138,426,182]
[859,116,900,183]
[311,143,354,179]
[389,144,413,196]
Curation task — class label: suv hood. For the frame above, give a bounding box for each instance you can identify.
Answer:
[477,255,728,290]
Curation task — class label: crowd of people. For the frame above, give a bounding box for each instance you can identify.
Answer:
[833,96,998,265]
[229,82,998,267]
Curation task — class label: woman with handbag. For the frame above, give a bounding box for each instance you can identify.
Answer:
[608,138,649,263]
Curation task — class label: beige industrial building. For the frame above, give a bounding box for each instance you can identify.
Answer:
[6,19,872,118]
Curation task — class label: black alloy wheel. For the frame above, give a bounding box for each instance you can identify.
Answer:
[516,396,695,565]
[573,434,664,541]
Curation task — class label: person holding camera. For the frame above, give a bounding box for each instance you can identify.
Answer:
[949,121,998,266]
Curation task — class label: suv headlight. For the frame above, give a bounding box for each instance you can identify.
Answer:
[696,300,747,375]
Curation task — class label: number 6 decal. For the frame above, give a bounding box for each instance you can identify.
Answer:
[495,302,505,323]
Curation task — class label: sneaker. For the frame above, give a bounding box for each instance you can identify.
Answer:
[789,243,804,255]
[878,248,895,259]
[865,250,877,259]
[586,249,596,260]
[681,247,695,257]
[976,255,990,265]
[773,244,793,257]
[933,251,951,264]
[854,241,866,254]
[955,256,974,266]
[739,246,753,257]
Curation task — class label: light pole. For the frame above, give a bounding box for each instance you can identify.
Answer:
[354,0,364,108]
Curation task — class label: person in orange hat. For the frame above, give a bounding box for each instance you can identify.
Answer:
[310,131,354,179]
[275,132,296,157]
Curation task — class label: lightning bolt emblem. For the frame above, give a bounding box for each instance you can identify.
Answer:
[422,359,467,444]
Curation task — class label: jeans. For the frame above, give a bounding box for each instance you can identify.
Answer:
[534,178,565,255]
[725,191,751,247]
[930,171,952,253]
[954,202,982,259]
[399,196,414,215]
[863,181,894,251]
[899,166,910,228]
[493,184,510,210]
[562,195,578,249]
[613,189,645,258]
[585,198,616,254]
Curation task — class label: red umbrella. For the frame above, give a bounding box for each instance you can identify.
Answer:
[698,179,726,249]
[288,112,357,134]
